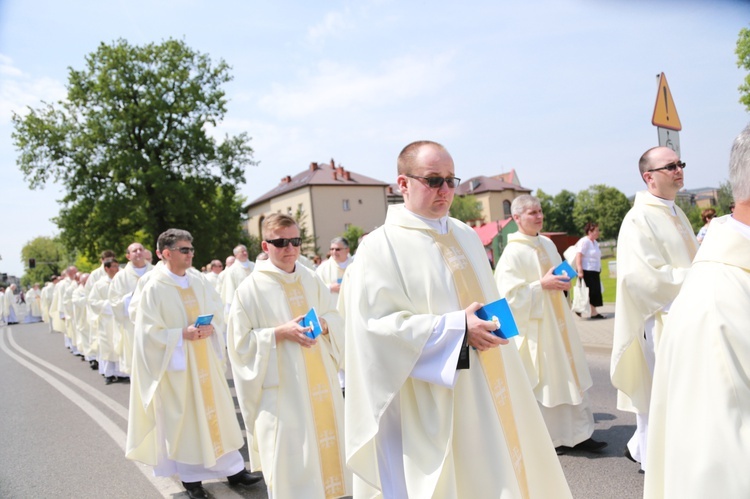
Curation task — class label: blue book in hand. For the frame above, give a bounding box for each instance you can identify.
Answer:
[194,314,213,326]
[475,299,519,339]
[553,260,578,280]
[300,307,323,339]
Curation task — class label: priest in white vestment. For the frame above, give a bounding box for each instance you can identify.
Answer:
[126,228,261,499]
[3,283,19,325]
[610,146,698,471]
[41,281,54,324]
[110,242,153,375]
[203,259,222,293]
[645,127,750,498]
[228,213,351,499]
[220,245,254,311]
[25,284,43,322]
[48,276,67,335]
[340,141,570,498]
[89,259,128,384]
[62,271,81,355]
[495,195,606,455]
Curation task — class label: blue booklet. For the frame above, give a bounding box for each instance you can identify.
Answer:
[553,260,578,280]
[194,314,213,326]
[475,299,519,339]
[300,307,323,339]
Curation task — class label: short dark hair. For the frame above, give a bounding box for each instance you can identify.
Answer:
[103,258,119,268]
[397,140,448,175]
[583,222,599,234]
[100,249,116,260]
[157,228,193,252]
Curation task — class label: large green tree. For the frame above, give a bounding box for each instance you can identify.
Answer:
[449,194,483,223]
[573,185,631,240]
[12,39,255,263]
[537,188,578,234]
[736,25,750,111]
[341,225,365,255]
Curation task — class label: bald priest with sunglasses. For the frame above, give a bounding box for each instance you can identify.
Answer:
[340,140,570,498]
[227,213,351,499]
[610,146,698,473]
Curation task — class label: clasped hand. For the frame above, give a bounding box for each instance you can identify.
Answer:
[184,324,214,341]
[540,267,571,291]
[275,315,319,348]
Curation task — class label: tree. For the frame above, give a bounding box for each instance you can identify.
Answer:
[736,26,750,111]
[536,189,553,231]
[20,236,71,286]
[573,185,631,240]
[294,207,319,257]
[717,180,734,214]
[449,194,483,223]
[342,225,365,255]
[12,39,256,264]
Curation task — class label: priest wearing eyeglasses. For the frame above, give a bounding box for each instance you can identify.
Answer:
[227,213,350,499]
[126,228,261,499]
[220,244,254,312]
[610,146,698,473]
[339,140,570,498]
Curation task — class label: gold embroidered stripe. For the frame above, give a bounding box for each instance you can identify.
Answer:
[432,232,530,499]
[279,279,345,498]
[177,287,224,459]
[671,215,698,260]
[534,246,581,392]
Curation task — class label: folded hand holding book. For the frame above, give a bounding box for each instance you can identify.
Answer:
[194,314,213,326]
[299,307,323,339]
[552,260,578,280]
[475,299,519,339]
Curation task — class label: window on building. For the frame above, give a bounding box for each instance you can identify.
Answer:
[343,199,350,211]
[344,223,351,230]
[503,200,512,218]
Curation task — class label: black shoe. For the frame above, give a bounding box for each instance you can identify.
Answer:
[574,311,581,317]
[105,376,118,385]
[182,481,208,499]
[624,447,638,463]
[573,438,608,453]
[227,469,263,486]
[555,446,571,455]
[590,314,606,320]
[89,360,99,370]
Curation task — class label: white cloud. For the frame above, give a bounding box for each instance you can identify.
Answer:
[258,51,457,119]
[307,9,352,43]
[0,54,66,124]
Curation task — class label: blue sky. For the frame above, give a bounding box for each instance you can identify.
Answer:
[1,0,748,277]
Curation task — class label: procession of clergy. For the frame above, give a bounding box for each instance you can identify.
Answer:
[9,131,750,499]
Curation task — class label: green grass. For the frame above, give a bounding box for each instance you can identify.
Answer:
[600,257,616,303]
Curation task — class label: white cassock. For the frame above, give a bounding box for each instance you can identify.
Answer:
[3,289,18,323]
[203,272,220,295]
[89,276,120,375]
[72,284,95,357]
[227,259,351,498]
[220,260,253,309]
[494,232,595,447]
[610,191,697,468]
[644,215,750,498]
[49,279,69,334]
[340,204,570,499]
[40,282,54,325]
[26,288,43,321]
[125,265,246,482]
[110,262,153,374]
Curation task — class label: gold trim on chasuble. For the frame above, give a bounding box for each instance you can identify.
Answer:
[532,243,582,393]
[276,278,345,499]
[432,232,530,499]
[176,287,224,459]
[671,215,698,260]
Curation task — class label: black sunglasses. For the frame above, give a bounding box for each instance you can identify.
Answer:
[170,246,195,254]
[265,237,302,248]
[405,174,461,189]
[648,161,686,173]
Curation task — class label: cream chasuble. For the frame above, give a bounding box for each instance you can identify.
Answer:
[27,288,42,318]
[340,204,570,499]
[41,283,54,323]
[110,262,154,374]
[611,191,698,414]
[645,216,750,498]
[126,266,243,469]
[227,260,350,499]
[89,278,118,362]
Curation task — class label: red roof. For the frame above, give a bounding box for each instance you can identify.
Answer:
[473,218,514,246]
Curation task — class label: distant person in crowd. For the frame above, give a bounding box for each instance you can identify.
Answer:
[312,254,322,267]
[126,228,261,499]
[0,286,5,325]
[72,273,96,368]
[495,195,606,456]
[644,125,750,497]
[228,214,350,498]
[25,283,43,323]
[3,283,19,325]
[611,146,698,473]
[220,244,253,312]
[316,237,352,294]
[40,279,56,324]
[696,207,716,243]
[340,140,570,497]
[89,258,128,384]
[61,269,82,356]
[110,242,153,375]
[203,259,223,293]
[575,221,605,319]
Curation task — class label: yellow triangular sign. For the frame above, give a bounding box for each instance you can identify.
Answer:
[652,72,682,131]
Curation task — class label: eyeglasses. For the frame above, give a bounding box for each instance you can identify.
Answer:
[170,246,195,254]
[265,238,302,248]
[648,161,686,173]
[405,174,461,189]
[330,247,345,252]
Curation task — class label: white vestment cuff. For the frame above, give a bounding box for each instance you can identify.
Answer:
[410,310,465,388]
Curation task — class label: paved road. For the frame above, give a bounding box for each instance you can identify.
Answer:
[1,310,642,499]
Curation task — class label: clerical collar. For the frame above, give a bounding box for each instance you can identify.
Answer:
[405,208,449,234]
[728,215,750,241]
[239,260,251,268]
[165,268,190,289]
[645,191,677,215]
[133,265,149,277]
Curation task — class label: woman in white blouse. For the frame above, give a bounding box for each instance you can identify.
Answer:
[575,222,604,319]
